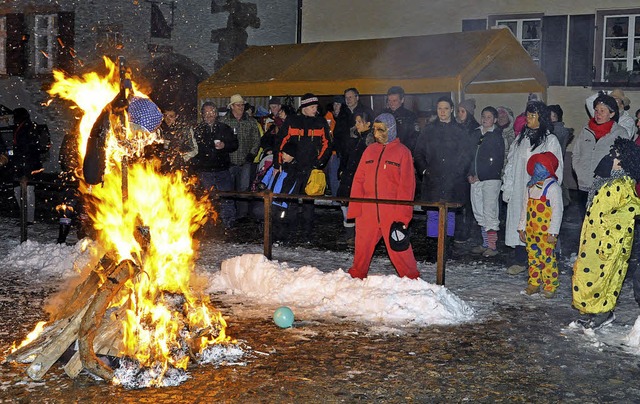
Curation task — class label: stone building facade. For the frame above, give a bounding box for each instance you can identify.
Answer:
[0,0,297,171]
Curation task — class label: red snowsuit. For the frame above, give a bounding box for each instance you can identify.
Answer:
[347,138,419,279]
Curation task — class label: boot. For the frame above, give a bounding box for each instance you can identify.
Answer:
[57,218,72,244]
[344,226,355,246]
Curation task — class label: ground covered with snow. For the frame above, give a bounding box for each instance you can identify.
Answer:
[3,213,640,401]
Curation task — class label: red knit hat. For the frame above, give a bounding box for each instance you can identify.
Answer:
[526,152,559,178]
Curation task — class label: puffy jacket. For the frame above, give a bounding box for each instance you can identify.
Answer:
[276,114,332,172]
[337,128,372,198]
[191,121,238,171]
[572,122,626,191]
[383,106,419,153]
[414,120,474,204]
[11,119,42,179]
[347,138,415,225]
[261,162,299,208]
[469,126,505,181]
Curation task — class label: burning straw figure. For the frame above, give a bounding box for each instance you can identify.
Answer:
[572,138,640,329]
[8,57,236,387]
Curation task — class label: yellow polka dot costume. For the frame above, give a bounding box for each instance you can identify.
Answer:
[524,179,562,292]
[572,176,640,314]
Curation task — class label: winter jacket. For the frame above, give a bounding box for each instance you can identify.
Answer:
[11,119,42,180]
[469,125,505,181]
[191,121,238,172]
[551,121,570,159]
[383,106,419,153]
[347,138,415,225]
[220,112,261,165]
[501,131,563,247]
[337,127,372,198]
[330,107,351,158]
[275,114,332,173]
[261,162,299,209]
[572,122,626,191]
[459,116,480,136]
[414,120,475,204]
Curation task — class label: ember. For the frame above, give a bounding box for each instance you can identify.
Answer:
[6,57,241,387]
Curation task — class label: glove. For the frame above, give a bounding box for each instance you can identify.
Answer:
[245,153,256,163]
[256,182,267,191]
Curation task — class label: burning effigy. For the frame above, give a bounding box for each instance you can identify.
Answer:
[5,57,243,388]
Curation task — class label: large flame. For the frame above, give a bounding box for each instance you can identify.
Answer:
[47,57,228,384]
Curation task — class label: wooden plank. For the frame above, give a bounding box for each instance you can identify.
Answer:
[25,304,90,380]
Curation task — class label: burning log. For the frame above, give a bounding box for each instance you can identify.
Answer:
[6,57,238,388]
[6,255,118,365]
[79,259,139,382]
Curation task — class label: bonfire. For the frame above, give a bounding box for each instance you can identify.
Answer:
[4,57,241,388]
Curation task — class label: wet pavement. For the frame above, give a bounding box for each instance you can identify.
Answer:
[2,193,640,402]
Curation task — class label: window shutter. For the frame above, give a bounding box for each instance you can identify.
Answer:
[567,14,595,86]
[462,19,487,32]
[57,12,75,74]
[6,13,26,76]
[541,16,567,86]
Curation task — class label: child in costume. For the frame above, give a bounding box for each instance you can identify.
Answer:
[573,138,640,329]
[518,152,563,298]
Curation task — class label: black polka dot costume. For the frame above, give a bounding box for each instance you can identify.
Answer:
[572,176,640,314]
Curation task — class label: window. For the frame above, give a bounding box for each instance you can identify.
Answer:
[495,18,542,65]
[0,17,6,74]
[601,14,640,82]
[34,14,56,74]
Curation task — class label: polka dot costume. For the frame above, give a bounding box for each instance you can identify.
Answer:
[525,180,559,292]
[572,177,640,314]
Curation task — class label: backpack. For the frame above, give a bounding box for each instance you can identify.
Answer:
[305,169,326,196]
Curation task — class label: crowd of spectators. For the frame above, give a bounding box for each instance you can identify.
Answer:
[4,85,640,330]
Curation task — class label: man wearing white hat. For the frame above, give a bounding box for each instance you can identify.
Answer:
[221,94,261,222]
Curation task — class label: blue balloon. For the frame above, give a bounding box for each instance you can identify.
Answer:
[273,306,294,328]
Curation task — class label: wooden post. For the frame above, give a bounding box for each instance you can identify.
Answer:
[121,156,128,204]
[436,204,447,286]
[20,177,28,243]
[263,190,272,260]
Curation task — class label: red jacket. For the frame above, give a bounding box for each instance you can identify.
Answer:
[348,138,415,225]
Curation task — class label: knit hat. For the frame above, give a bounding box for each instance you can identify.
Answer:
[593,94,619,122]
[300,93,319,108]
[128,96,163,132]
[374,113,397,142]
[228,94,245,107]
[281,142,297,159]
[526,152,559,179]
[458,98,476,116]
[610,88,630,108]
[268,97,281,105]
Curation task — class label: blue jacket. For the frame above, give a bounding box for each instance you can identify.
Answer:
[261,163,299,208]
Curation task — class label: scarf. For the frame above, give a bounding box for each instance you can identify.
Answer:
[588,118,614,140]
